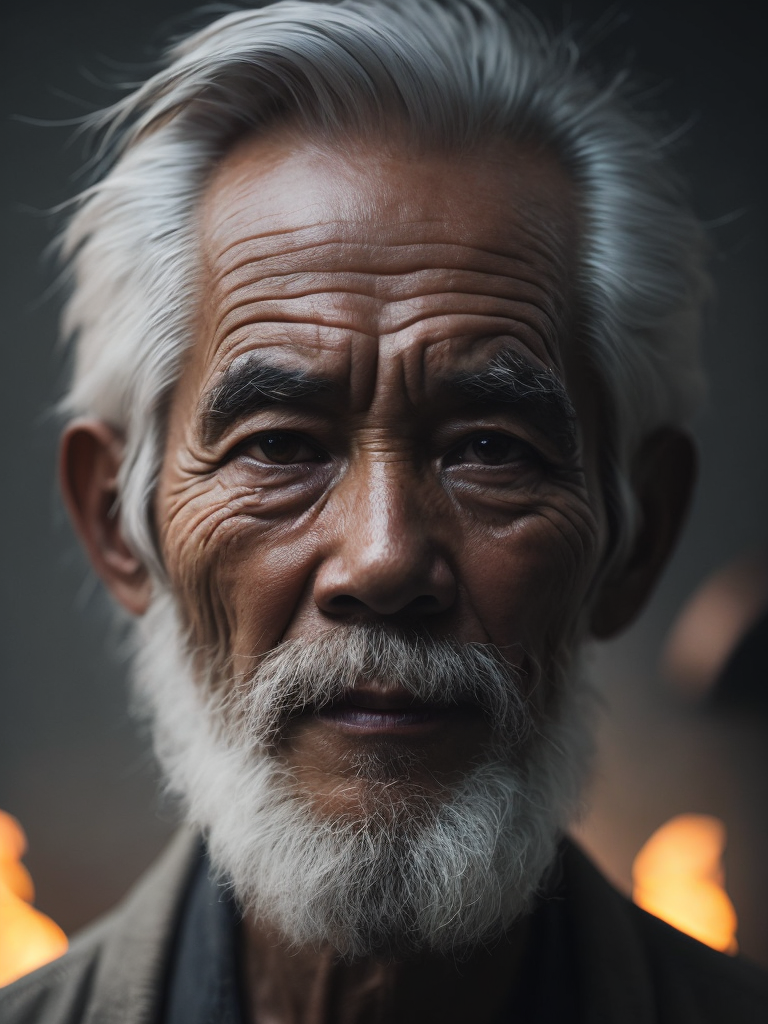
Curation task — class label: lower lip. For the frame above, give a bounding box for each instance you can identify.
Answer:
[317,705,462,736]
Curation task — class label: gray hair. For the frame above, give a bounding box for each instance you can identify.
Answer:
[59,0,707,580]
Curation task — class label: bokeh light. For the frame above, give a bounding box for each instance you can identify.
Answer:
[0,810,68,987]
[632,813,738,954]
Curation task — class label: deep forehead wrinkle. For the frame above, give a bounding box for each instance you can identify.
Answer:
[451,348,578,457]
[200,352,334,446]
[213,261,561,313]
[209,230,570,291]
[206,245,572,361]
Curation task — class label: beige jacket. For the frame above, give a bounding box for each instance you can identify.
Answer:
[1,831,766,1023]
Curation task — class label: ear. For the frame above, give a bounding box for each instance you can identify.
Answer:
[590,428,697,638]
[60,419,152,615]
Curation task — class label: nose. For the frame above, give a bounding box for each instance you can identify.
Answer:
[313,459,456,620]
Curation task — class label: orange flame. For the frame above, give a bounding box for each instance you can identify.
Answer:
[0,810,68,987]
[632,814,738,954]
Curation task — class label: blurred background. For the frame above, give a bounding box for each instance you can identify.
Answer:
[1,0,766,973]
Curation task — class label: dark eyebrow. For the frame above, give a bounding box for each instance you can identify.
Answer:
[450,349,578,457]
[199,355,333,446]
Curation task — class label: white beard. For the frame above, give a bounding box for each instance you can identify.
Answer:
[132,591,596,958]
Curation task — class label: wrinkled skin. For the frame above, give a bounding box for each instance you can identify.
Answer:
[62,128,695,1024]
[155,132,603,1023]
[156,131,606,805]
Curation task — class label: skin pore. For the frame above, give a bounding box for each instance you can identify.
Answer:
[61,126,696,1024]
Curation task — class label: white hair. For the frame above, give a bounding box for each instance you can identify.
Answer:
[59,0,707,579]
[133,592,595,955]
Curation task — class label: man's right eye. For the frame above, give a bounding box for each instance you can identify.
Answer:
[242,432,324,465]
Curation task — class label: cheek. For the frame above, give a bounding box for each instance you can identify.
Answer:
[158,475,320,660]
[459,503,602,654]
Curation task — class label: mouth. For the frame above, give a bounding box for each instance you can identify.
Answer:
[315,685,478,736]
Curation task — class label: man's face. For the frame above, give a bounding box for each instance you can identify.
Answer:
[155,129,608,815]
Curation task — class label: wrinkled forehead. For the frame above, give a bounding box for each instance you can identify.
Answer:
[188,128,583,402]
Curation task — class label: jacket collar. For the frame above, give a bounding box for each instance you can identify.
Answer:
[81,828,201,1024]
[561,841,656,1024]
[76,831,657,1024]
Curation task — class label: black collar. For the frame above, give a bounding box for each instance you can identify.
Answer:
[162,848,246,1024]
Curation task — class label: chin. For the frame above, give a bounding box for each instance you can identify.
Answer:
[131,591,597,958]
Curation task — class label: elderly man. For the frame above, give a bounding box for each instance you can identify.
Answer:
[2,0,766,1021]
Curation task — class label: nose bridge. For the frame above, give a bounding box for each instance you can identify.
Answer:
[355,455,419,562]
[314,449,455,617]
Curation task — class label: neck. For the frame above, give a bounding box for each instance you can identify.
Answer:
[240,917,531,1024]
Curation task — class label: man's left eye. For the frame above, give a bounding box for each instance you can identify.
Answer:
[448,433,535,466]
[245,432,323,465]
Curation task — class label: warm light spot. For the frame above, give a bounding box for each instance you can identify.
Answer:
[0,810,68,987]
[0,858,35,905]
[632,814,738,954]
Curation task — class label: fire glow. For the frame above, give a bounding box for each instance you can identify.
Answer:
[632,813,738,954]
[0,810,68,987]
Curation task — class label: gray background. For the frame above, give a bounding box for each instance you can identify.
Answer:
[2,0,766,966]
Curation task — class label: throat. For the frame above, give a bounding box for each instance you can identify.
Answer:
[240,917,532,1024]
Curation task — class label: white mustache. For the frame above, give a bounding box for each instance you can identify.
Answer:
[219,625,536,749]
[133,596,592,956]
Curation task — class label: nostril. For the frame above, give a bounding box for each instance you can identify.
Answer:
[327,594,368,611]
[314,553,457,619]
[324,592,444,617]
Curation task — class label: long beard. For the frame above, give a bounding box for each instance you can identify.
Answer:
[132,591,596,958]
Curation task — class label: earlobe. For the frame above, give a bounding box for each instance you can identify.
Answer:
[60,419,152,616]
[590,428,697,639]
